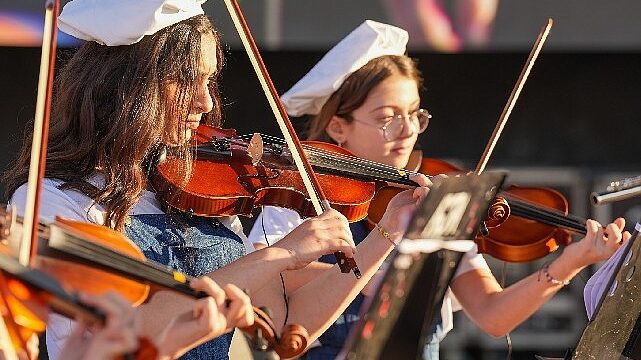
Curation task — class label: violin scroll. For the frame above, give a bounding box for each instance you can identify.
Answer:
[484,196,511,228]
[240,306,309,359]
[276,324,309,359]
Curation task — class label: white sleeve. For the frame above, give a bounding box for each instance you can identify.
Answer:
[444,244,490,316]
[45,313,76,360]
[452,244,489,279]
[247,206,305,246]
[9,179,101,224]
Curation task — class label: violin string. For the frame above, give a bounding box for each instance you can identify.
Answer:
[506,198,585,232]
[233,133,414,179]
[506,196,587,230]
[505,197,587,234]
[250,135,410,180]
[229,134,422,184]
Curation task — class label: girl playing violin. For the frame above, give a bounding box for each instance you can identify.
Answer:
[247,20,630,359]
[3,1,430,359]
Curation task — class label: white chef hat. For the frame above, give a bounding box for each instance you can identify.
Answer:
[58,0,206,46]
[281,20,408,117]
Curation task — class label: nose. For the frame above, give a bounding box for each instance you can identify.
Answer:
[397,114,417,139]
[193,83,214,114]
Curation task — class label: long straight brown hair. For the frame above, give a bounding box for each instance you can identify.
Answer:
[306,55,423,142]
[3,15,224,231]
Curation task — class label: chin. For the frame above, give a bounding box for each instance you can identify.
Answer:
[385,157,409,169]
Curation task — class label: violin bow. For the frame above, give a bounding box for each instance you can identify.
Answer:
[223,0,361,278]
[18,0,60,266]
[474,18,553,175]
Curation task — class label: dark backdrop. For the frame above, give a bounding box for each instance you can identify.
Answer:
[2,47,641,358]
[2,47,641,199]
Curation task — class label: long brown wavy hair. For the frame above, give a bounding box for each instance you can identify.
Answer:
[3,15,224,231]
[306,55,423,142]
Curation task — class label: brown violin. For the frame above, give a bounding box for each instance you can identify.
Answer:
[369,156,589,263]
[153,126,377,222]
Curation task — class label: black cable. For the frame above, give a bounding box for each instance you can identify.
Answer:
[261,212,290,327]
[501,261,513,360]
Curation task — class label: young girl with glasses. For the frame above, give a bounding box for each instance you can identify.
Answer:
[248,20,629,359]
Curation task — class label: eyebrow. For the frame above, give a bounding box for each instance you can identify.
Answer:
[368,100,421,113]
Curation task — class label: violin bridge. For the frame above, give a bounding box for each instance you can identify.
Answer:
[247,133,264,166]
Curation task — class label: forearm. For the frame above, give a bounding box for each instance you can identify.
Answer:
[285,230,394,341]
[206,246,293,294]
[281,262,334,293]
[456,251,584,337]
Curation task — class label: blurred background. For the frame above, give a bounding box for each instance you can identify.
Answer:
[2,1,641,359]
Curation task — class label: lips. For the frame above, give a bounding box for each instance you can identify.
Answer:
[391,145,411,153]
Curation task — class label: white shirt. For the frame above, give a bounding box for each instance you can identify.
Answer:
[10,178,251,360]
[247,206,491,337]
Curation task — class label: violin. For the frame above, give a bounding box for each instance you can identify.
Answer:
[369,155,590,263]
[153,126,376,222]
[0,205,309,358]
[0,250,160,360]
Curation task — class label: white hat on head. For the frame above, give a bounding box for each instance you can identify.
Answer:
[58,0,206,46]
[281,20,408,117]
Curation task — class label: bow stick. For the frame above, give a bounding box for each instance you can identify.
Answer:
[223,0,361,278]
[474,18,553,175]
[18,0,59,267]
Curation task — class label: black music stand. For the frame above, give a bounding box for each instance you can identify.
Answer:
[338,172,506,360]
[570,218,641,359]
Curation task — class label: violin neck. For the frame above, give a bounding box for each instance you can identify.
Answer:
[502,194,587,235]
[0,252,104,325]
[304,149,420,187]
[46,225,203,299]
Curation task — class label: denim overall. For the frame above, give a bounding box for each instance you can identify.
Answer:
[423,312,444,360]
[125,213,246,360]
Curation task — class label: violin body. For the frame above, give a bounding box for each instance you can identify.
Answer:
[154,126,375,222]
[476,185,573,262]
[366,155,578,263]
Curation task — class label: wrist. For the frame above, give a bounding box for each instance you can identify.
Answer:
[547,254,584,284]
[267,245,299,271]
[377,217,404,245]
[373,222,397,247]
[557,247,589,273]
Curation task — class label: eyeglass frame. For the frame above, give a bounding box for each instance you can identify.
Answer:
[342,108,432,141]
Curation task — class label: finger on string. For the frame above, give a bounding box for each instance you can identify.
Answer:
[614,217,626,231]
[585,219,600,237]
[190,277,225,308]
[605,222,623,244]
[409,173,432,187]
[223,285,253,327]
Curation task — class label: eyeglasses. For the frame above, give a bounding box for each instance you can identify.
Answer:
[345,109,432,141]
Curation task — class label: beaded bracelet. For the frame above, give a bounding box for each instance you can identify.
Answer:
[539,263,570,286]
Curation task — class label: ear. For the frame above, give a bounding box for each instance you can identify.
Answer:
[325,115,351,145]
